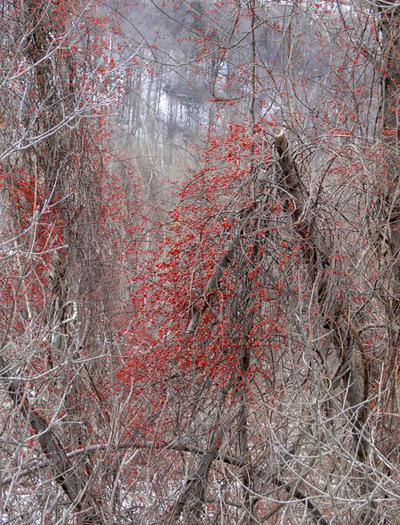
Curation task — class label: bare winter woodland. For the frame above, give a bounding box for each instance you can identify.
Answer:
[0,0,399,523]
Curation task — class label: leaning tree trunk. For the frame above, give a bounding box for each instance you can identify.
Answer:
[275,130,378,524]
